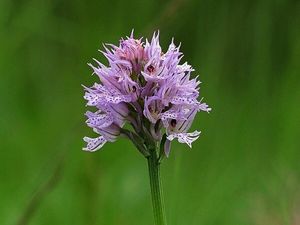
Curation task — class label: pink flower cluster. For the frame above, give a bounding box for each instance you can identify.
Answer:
[83,31,211,156]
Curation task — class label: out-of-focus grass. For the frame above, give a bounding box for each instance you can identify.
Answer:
[0,0,299,225]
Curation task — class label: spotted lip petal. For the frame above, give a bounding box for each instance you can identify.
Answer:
[167,131,201,148]
[83,136,107,152]
[83,87,132,106]
[85,111,113,129]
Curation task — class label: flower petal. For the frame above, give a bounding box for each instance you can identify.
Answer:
[170,96,198,105]
[167,130,201,148]
[83,136,107,152]
[160,109,186,127]
[84,92,131,106]
[85,111,113,128]
[196,102,212,113]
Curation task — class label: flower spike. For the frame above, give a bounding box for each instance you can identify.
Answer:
[83,31,211,155]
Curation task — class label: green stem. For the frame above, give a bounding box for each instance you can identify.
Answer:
[147,146,167,225]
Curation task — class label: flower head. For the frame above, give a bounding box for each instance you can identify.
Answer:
[83,31,211,156]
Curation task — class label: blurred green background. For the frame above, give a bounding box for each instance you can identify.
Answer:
[1,0,300,224]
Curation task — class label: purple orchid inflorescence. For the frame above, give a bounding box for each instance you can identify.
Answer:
[83,31,211,157]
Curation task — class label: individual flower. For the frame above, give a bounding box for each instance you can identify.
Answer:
[83,31,211,156]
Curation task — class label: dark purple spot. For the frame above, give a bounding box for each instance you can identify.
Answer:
[170,119,177,127]
[147,65,155,73]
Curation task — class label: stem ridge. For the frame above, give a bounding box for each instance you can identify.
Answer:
[147,147,167,225]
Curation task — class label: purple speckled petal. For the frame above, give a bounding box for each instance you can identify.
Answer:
[85,111,113,129]
[83,136,107,152]
[167,130,201,148]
